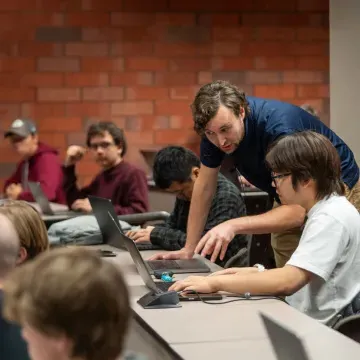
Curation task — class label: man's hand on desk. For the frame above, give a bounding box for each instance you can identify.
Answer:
[195,220,235,263]
[126,226,154,242]
[169,275,217,294]
[148,247,194,261]
[71,198,92,213]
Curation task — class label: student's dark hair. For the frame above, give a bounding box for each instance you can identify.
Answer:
[191,80,250,135]
[86,121,127,156]
[153,146,200,189]
[266,131,345,200]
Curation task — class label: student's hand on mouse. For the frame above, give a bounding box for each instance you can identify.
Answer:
[65,145,86,166]
[149,248,194,261]
[5,183,23,200]
[169,276,217,294]
[238,175,255,188]
[71,198,92,213]
[209,267,258,277]
[195,220,235,263]
[126,226,154,242]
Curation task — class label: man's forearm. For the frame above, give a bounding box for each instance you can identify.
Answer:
[229,204,306,235]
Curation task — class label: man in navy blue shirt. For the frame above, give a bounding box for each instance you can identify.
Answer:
[151,80,360,268]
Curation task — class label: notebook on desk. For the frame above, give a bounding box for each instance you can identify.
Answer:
[88,195,161,251]
[260,312,310,360]
[28,182,77,216]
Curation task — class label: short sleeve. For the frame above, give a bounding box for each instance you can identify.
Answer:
[287,214,348,281]
[200,137,225,168]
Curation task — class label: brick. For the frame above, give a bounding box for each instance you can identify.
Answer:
[198,14,240,26]
[126,87,169,100]
[122,0,169,11]
[110,72,154,86]
[21,73,64,87]
[37,88,80,102]
[65,43,109,56]
[112,101,154,116]
[111,42,154,56]
[21,103,66,118]
[254,57,296,70]
[0,0,34,11]
[170,58,212,72]
[212,71,246,84]
[121,26,162,42]
[155,72,197,86]
[77,161,101,176]
[36,0,83,11]
[0,104,21,126]
[296,28,329,41]
[241,13,310,27]
[212,42,241,56]
[245,71,282,84]
[154,129,195,145]
[0,28,33,42]
[198,72,213,85]
[212,27,253,41]
[83,0,123,10]
[111,12,155,26]
[297,85,329,98]
[37,117,83,132]
[0,57,35,72]
[81,27,123,42]
[254,27,296,41]
[66,13,110,27]
[82,57,124,72]
[37,132,67,148]
[0,44,13,57]
[169,115,194,129]
[155,101,191,116]
[0,88,35,102]
[125,117,142,131]
[82,87,124,101]
[283,71,325,84]
[0,74,21,87]
[165,26,210,43]
[170,87,198,100]
[156,13,195,25]
[296,56,329,70]
[126,131,154,146]
[126,57,168,71]
[37,57,80,72]
[254,85,296,99]
[154,43,212,57]
[169,0,253,11]
[65,73,108,87]
[242,42,291,57]
[67,132,86,146]
[212,57,254,71]
[289,42,329,56]
[253,0,296,11]
[36,27,81,42]
[66,103,111,118]
[297,0,329,11]
[18,43,63,57]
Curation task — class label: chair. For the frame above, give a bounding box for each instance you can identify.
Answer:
[118,211,170,226]
[248,233,275,269]
[333,314,360,343]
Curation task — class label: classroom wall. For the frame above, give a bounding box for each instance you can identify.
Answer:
[0,0,329,189]
[330,0,360,162]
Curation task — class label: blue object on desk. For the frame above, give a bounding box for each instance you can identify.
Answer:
[161,273,173,282]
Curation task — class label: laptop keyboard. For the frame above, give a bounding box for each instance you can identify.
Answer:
[136,242,161,251]
[148,260,181,270]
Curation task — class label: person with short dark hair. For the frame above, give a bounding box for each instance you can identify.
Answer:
[127,146,248,267]
[170,131,360,326]
[151,80,360,269]
[2,247,130,360]
[62,121,149,215]
[3,118,65,204]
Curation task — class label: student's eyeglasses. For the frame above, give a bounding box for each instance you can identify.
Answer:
[88,142,114,150]
[271,173,291,184]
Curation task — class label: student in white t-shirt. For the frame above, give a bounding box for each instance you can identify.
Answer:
[170,131,360,326]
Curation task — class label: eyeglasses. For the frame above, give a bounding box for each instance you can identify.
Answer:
[88,142,114,150]
[271,173,291,183]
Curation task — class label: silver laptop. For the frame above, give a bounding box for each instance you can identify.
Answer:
[107,211,211,275]
[28,182,77,216]
[260,312,310,360]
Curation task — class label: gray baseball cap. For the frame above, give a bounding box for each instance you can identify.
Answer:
[4,118,37,138]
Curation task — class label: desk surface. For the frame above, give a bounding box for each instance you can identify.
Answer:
[94,245,360,360]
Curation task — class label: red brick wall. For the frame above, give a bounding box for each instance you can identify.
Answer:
[0,0,329,189]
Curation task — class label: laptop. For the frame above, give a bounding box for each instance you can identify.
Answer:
[260,312,310,360]
[107,210,211,275]
[28,182,78,216]
[88,195,161,251]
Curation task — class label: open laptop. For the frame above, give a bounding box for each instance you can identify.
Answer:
[28,182,77,216]
[88,195,161,251]
[107,211,211,275]
[260,312,310,360]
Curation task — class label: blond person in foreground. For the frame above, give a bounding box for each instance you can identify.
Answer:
[170,131,360,326]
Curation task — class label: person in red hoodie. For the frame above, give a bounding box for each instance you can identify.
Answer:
[63,121,149,215]
[3,119,65,204]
